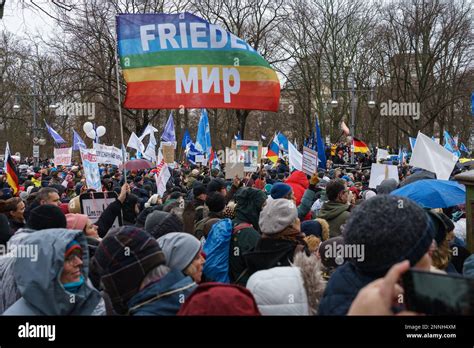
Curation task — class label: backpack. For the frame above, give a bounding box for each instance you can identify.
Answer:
[202,219,251,283]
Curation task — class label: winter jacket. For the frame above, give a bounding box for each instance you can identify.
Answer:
[7,219,25,234]
[3,229,102,315]
[0,228,35,314]
[318,262,375,316]
[297,188,318,220]
[229,188,267,285]
[285,171,309,206]
[247,252,326,315]
[243,237,307,277]
[128,270,196,316]
[316,201,351,237]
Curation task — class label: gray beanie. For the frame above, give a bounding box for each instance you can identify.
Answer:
[157,232,201,271]
[259,198,298,235]
[144,211,169,233]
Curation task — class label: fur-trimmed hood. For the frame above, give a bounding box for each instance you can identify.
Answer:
[246,252,326,315]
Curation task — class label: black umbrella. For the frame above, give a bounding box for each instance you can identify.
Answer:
[399,169,436,187]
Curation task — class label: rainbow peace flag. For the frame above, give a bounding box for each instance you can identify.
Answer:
[117,13,280,111]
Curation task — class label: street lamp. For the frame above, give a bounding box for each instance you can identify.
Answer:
[13,80,59,167]
[331,69,376,164]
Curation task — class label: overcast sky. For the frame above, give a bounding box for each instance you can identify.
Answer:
[1,0,55,38]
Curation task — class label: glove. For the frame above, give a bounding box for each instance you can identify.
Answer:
[310,174,320,186]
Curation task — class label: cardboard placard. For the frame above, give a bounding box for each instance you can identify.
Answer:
[162,143,175,163]
[368,163,399,189]
[225,162,245,179]
[80,191,122,228]
[236,140,259,172]
[302,146,318,176]
[54,147,72,166]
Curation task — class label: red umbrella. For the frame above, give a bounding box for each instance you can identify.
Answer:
[119,159,154,171]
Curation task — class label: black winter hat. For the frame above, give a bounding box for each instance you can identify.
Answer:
[344,195,434,276]
[193,184,207,198]
[207,178,226,194]
[206,191,226,213]
[27,204,67,230]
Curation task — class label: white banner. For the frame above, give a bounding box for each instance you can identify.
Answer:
[80,148,102,192]
[93,143,123,166]
[53,147,72,166]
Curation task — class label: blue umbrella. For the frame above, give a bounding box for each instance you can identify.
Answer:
[390,179,465,208]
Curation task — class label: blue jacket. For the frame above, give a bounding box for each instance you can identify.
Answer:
[318,262,375,315]
[127,269,196,316]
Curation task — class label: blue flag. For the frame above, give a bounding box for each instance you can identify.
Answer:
[471,92,474,115]
[72,129,86,150]
[181,129,192,149]
[44,121,66,144]
[186,141,203,165]
[195,109,211,157]
[443,131,461,157]
[409,137,417,151]
[460,142,469,154]
[161,112,176,143]
[277,132,289,152]
[234,132,241,140]
[315,116,326,170]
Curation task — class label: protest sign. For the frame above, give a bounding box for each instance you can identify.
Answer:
[53,147,72,166]
[302,146,318,176]
[80,148,102,192]
[261,147,268,159]
[195,155,206,164]
[161,142,175,163]
[93,143,123,166]
[225,162,245,180]
[80,191,121,228]
[369,163,399,189]
[376,148,389,162]
[236,140,259,172]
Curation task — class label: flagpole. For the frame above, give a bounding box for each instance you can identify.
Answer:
[114,14,127,180]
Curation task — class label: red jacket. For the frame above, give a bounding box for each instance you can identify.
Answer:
[285,170,309,206]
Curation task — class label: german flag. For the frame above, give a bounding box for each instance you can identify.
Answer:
[5,154,19,195]
[353,137,369,153]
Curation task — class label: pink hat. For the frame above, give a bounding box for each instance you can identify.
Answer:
[66,213,89,231]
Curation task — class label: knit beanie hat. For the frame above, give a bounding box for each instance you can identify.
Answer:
[157,232,201,272]
[66,214,89,231]
[193,183,207,198]
[146,211,184,238]
[92,226,166,314]
[344,195,434,276]
[206,191,226,213]
[177,282,261,316]
[27,205,67,230]
[259,198,298,235]
[207,178,226,194]
[270,183,292,199]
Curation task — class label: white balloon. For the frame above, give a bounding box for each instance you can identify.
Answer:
[96,126,106,137]
[83,122,93,133]
[86,129,96,139]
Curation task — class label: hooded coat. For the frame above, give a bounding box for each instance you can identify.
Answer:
[285,171,309,206]
[229,188,267,285]
[246,253,326,315]
[127,269,196,316]
[316,201,351,237]
[3,229,102,315]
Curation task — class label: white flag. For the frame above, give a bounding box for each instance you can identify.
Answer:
[288,141,303,171]
[138,124,159,142]
[127,132,145,153]
[4,142,10,172]
[410,131,458,180]
[143,132,157,162]
[155,161,171,197]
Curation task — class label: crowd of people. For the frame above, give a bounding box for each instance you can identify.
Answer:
[0,146,470,316]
